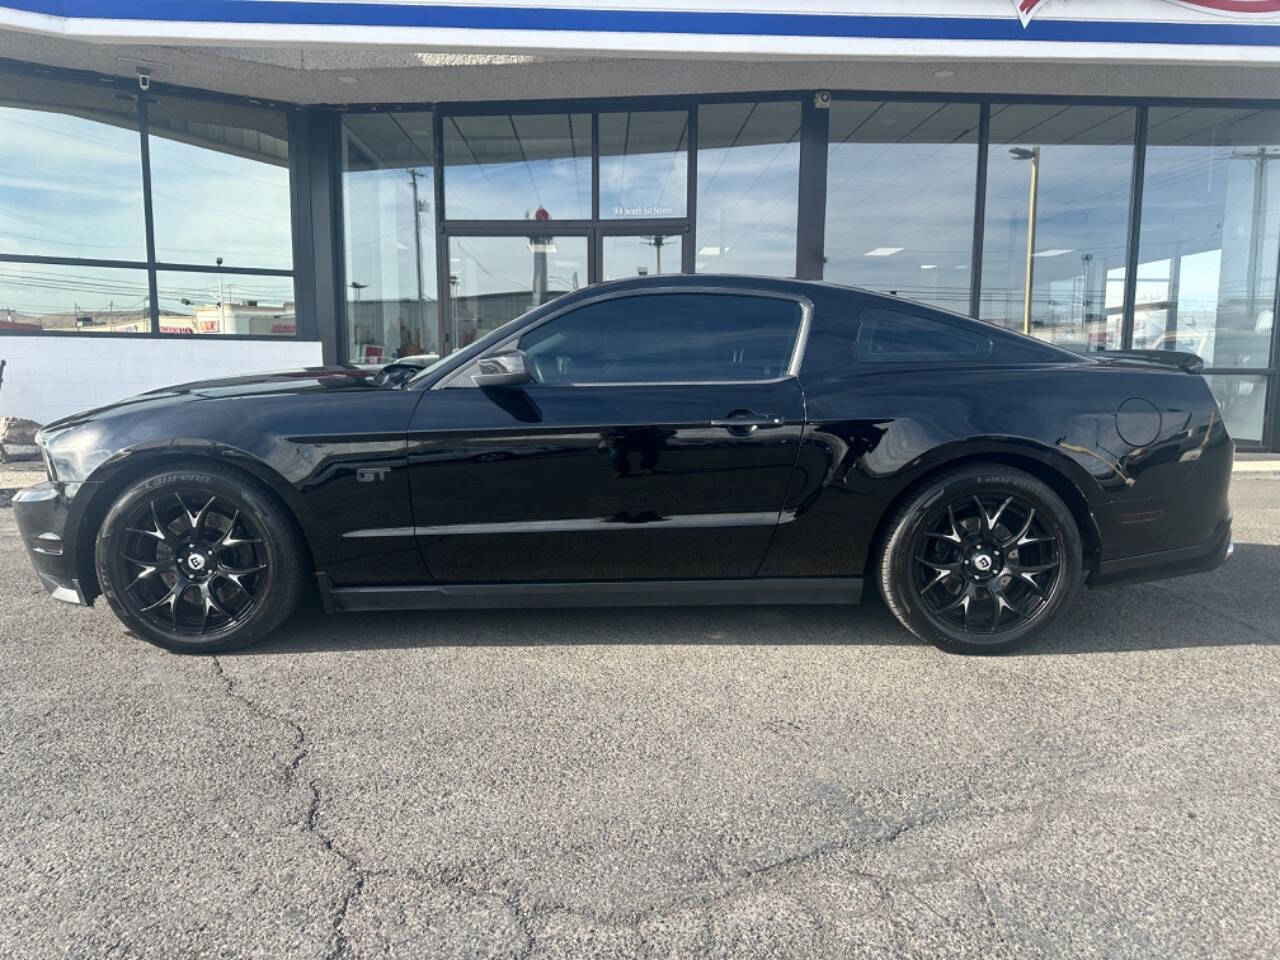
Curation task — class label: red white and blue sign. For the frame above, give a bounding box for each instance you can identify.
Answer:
[3,2,1280,61]
[1018,1,1280,24]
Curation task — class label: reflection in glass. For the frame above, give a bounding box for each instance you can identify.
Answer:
[600,111,688,218]
[518,293,801,384]
[696,101,801,276]
[444,112,591,220]
[0,78,145,261]
[1205,374,1268,443]
[1134,108,1279,379]
[342,112,439,362]
[147,95,293,269]
[448,235,588,348]
[0,262,149,333]
[602,234,684,280]
[981,104,1136,351]
[155,271,295,336]
[825,101,979,313]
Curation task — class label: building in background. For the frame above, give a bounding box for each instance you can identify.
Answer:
[1,1,1280,446]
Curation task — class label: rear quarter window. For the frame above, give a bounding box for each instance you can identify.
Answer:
[855,308,992,363]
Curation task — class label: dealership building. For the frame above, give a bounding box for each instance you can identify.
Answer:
[2,0,1280,447]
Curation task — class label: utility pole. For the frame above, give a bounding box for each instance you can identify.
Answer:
[1232,147,1279,322]
[216,256,226,335]
[409,169,427,304]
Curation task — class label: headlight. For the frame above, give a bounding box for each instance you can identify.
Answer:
[38,425,113,483]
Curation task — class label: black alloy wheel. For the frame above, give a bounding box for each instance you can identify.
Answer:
[878,465,1082,654]
[97,464,308,653]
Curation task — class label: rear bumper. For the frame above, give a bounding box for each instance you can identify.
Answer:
[1089,514,1232,588]
[13,480,89,605]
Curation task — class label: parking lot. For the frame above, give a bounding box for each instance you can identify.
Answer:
[0,473,1277,959]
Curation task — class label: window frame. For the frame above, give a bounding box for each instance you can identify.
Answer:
[435,285,813,389]
[854,306,994,365]
[0,66,298,341]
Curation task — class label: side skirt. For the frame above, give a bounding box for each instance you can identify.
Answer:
[316,574,863,614]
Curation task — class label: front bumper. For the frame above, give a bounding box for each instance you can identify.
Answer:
[13,480,89,605]
[1089,514,1232,588]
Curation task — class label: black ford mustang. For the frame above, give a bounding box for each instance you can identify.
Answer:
[16,276,1233,655]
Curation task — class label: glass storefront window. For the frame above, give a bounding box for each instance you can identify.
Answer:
[0,78,146,261]
[444,112,591,221]
[1134,108,1280,376]
[1205,374,1268,443]
[696,100,801,276]
[825,100,979,313]
[448,235,588,348]
[981,104,1136,352]
[155,270,295,336]
[602,234,684,280]
[0,262,149,333]
[342,112,440,362]
[146,95,293,269]
[599,111,688,219]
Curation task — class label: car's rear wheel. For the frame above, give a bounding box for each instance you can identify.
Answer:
[96,464,308,653]
[878,464,1082,654]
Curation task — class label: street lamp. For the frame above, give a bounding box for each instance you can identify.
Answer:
[1010,147,1041,336]
[643,234,669,274]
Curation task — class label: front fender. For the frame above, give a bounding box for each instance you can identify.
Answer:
[57,440,323,604]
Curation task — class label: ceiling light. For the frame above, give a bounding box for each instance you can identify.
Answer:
[920,264,938,270]
[698,246,723,256]
[1033,248,1074,258]
[117,55,171,68]
[864,247,904,257]
[933,69,956,79]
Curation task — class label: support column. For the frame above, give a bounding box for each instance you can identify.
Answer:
[289,109,344,364]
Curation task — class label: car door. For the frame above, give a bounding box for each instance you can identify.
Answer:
[406,288,809,582]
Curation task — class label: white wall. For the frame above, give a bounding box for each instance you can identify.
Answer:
[0,336,324,426]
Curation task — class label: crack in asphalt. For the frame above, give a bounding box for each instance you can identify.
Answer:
[205,648,1042,956]
[210,657,306,786]
[202,655,1151,957]
[210,658,368,959]
[210,657,534,958]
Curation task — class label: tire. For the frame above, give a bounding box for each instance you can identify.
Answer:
[95,463,309,653]
[877,464,1082,655]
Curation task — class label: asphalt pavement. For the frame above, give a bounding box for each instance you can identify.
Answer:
[1,477,1278,959]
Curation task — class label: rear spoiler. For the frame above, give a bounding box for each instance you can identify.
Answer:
[1096,349,1204,374]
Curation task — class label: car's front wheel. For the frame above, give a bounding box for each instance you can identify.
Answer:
[878,464,1082,654]
[96,464,308,653]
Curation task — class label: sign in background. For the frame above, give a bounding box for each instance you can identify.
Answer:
[3,1,1280,61]
[1019,0,1280,23]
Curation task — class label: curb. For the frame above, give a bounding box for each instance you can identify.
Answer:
[1233,461,1280,476]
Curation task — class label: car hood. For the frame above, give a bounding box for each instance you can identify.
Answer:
[40,365,384,434]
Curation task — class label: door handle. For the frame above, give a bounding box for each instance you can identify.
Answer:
[710,413,785,431]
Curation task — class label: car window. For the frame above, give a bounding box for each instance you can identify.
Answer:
[855,308,991,363]
[515,293,803,384]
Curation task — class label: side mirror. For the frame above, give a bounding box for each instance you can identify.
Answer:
[473,350,532,388]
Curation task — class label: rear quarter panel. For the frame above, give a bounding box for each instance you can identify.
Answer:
[765,328,1230,578]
